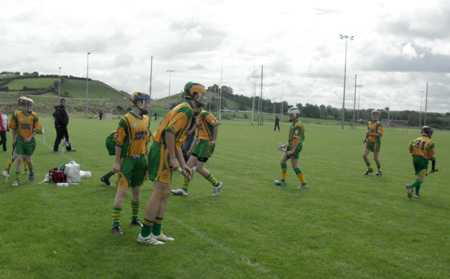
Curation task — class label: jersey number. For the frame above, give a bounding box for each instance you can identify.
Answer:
[413,140,426,151]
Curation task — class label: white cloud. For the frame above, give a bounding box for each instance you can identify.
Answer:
[0,0,449,112]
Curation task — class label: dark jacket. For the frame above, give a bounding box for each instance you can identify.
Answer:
[53,105,69,127]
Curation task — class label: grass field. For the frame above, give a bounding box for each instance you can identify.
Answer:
[0,117,449,279]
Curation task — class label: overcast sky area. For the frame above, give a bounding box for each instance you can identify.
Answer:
[1,0,450,113]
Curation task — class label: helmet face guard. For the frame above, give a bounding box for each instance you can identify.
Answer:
[287,107,300,121]
[21,97,34,113]
[421,126,433,138]
[130,92,150,114]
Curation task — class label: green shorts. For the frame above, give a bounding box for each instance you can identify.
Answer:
[148,142,172,184]
[116,155,147,188]
[287,143,303,159]
[105,133,116,156]
[192,139,215,161]
[366,140,381,153]
[412,156,428,175]
[15,136,36,156]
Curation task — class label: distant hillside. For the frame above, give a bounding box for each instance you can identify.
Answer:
[0,74,127,99]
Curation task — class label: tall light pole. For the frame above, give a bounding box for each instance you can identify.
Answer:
[166,70,175,96]
[353,74,357,129]
[58,67,62,103]
[339,34,354,129]
[356,85,363,129]
[251,73,259,125]
[86,52,91,118]
[419,90,424,127]
[424,82,429,126]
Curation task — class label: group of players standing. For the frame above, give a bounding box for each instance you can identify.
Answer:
[104,82,222,245]
[1,82,438,246]
[273,109,437,200]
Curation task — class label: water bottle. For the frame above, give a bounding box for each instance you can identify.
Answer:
[56,182,69,187]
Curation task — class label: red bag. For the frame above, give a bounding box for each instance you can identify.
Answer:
[49,168,67,183]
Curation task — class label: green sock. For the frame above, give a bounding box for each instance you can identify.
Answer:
[152,217,164,236]
[141,218,154,237]
[131,201,139,221]
[182,178,190,192]
[112,206,122,227]
[205,173,219,186]
[15,171,20,179]
[104,170,114,179]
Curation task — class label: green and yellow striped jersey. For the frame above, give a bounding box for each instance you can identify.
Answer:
[113,111,151,157]
[152,100,194,150]
[409,136,435,161]
[9,109,42,140]
[288,119,305,145]
[196,109,220,141]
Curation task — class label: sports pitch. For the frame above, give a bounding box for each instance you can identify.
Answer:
[0,117,449,279]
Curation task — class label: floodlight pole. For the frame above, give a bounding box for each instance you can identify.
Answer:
[86,52,91,118]
[424,82,428,126]
[419,90,424,127]
[356,85,363,129]
[58,67,62,103]
[340,34,354,129]
[166,70,175,96]
[251,73,259,125]
[353,74,357,129]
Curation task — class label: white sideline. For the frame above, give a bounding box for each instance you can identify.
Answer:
[169,214,280,279]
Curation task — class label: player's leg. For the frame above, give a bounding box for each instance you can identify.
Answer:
[374,151,382,176]
[129,156,147,226]
[196,160,222,196]
[172,155,198,196]
[275,153,288,186]
[291,145,308,189]
[23,155,35,182]
[362,146,373,175]
[138,143,171,245]
[112,184,128,235]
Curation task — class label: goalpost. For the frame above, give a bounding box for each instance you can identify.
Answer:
[381,119,409,134]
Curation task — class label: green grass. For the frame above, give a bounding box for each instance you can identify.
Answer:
[5,78,58,90]
[0,117,449,279]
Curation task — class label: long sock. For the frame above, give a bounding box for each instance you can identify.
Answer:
[411,179,420,189]
[112,206,122,227]
[366,162,371,169]
[294,168,307,184]
[281,163,287,182]
[24,161,29,172]
[182,178,190,192]
[5,158,14,171]
[131,201,139,221]
[415,184,421,196]
[29,167,34,176]
[377,165,381,172]
[205,173,219,186]
[104,170,114,179]
[152,217,164,236]
[141,218,154,237]
[15,171,20,179]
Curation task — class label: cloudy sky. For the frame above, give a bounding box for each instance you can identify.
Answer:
[2,0,450,112]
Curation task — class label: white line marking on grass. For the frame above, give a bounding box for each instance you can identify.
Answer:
[169,215,279,279]
[35,136,74,162]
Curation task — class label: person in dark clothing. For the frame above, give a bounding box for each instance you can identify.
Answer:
[274,115,280,132]
[53,98,76,152]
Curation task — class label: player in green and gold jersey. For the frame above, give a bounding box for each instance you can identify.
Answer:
[274,107,309,189]
[171,108,222,196]
[138,82,203,245]
[110,92,151,235]
[9,97,42,186]
[362,110,383,176]
[406,126,437,199]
